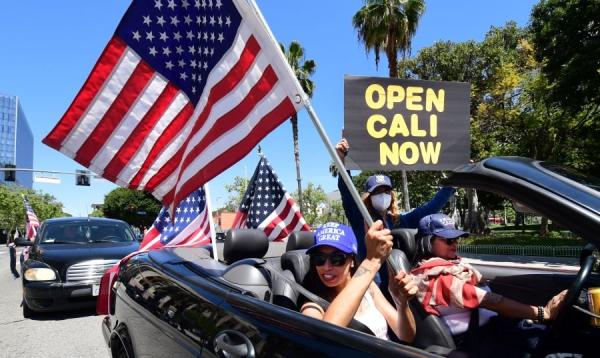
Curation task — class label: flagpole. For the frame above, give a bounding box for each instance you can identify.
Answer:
[243,0,373,226]
[244,0,398,274]
[203,183,219,261]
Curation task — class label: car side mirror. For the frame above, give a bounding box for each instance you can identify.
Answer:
[15,238,33,247]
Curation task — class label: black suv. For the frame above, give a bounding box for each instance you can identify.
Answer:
[20,217,139,317]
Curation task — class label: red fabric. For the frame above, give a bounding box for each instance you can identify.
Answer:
[411,258,484,316]
[96,262,120,315]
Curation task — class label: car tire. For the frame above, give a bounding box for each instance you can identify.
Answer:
[22,300,34,319]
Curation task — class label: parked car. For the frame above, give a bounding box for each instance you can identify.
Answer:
[102,157,599,357]
[20,217,139,317]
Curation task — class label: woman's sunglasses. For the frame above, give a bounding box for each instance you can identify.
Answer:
[438,237,461,245]
[309,252,349,267]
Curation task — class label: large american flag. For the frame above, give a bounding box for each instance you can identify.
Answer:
[43,0,305,210]
[22,196,40,241]
[232,156,310,241]
[139,186,212,250]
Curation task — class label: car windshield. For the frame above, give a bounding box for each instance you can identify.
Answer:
[41,222,135,244]
[540,162,600,192]
[457,190,586,270]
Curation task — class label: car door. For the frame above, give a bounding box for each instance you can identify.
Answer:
[116,259,205,357]
[153,258,430,358]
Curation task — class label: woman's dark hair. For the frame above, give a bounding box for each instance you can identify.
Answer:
[299,254,359,306]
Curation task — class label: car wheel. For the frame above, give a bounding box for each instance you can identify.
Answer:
[22,300,35,319]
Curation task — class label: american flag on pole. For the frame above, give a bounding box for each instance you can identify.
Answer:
[43,0,305,211]
[139,186,213,250]
[22,196,40,241]
[97,185,213,316]
[232,155,310,241]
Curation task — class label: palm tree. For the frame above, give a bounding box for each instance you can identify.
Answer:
[353,0,425,211]
[280,41,316,213]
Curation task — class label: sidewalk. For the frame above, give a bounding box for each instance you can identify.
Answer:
[462,253,579,273]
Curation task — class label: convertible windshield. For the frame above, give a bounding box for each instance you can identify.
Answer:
[41,222,135,244]
[540,162,600,192]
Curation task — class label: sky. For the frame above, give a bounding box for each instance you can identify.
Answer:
[0,0,539,217]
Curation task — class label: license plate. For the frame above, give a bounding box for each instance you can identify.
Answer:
[92,284,100,296]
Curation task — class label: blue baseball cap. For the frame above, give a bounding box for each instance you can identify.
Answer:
[364,174,392,193]
[418,213,469,239]
[306,222,357,255]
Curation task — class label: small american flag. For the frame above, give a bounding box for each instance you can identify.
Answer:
[139,186,212,250]
[99,185,213,315]
[22,196,40,241]
[43,0,305,211]
[232,156,310,241]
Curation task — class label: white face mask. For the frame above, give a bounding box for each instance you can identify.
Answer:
[371,193,391,213]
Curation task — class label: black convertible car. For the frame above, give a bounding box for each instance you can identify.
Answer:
[20,217,139,317]
[102,157,600,357]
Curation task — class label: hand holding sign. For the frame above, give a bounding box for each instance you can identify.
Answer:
[335,138,349,162]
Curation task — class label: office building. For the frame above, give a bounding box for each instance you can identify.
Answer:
[0,93,33,188]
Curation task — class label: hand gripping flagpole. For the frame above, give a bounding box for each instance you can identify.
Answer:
[303,100,400,276]
[245,0,399,275]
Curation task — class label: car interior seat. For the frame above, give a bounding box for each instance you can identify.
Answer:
[285,231,314,252]
[221,229,272,302]
[390,228,458,355]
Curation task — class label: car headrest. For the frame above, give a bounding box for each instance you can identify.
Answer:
[391,228,417,263]
[285,231,314,252]
[223,229,268,263]
[280,249,310,283]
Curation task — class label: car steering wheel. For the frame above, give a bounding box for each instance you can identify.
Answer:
[539,248,595,351]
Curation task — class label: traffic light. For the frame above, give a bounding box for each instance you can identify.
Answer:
[76,169,91,186]
[4,164,15,182]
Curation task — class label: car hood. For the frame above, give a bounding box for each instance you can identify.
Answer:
[30,242,140,279]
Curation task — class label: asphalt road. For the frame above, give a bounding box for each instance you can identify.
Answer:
[0,246,107,358]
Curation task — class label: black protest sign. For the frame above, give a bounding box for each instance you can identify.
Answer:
[344,76,470,170]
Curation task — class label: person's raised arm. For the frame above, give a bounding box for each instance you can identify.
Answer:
[321,221,393,327]
[399,187,456,228]
[336,138,368,258]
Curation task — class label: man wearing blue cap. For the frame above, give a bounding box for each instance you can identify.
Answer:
[300,221,418,342]
[411,213,568,354]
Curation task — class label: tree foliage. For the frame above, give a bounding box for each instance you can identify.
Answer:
[397,18,600,234]
[292,182,326,227]
[280,41,317,212]
[0,184,65,235]
[102,188,161,229]
[224,176,250,211]
[531,0,600,113]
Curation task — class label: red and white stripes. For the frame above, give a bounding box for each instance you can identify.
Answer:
[44,15,303,209]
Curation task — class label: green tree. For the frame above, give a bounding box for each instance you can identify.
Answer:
[530,0,600,177]
[319,199,348,225]
[353,0,426,211]
[224,176,250,211]
[0,185,64,235]
[280,41,316,213]
[89,208,104,217]
[102,188,161,229]
[531,0,600,113]
[292,182,326,227]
